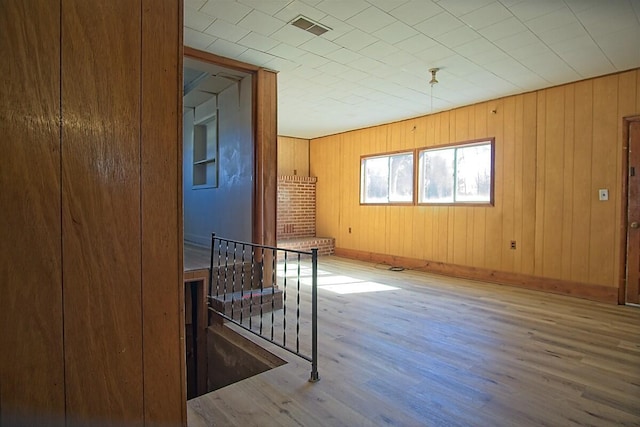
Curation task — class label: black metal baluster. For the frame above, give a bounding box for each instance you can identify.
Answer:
[283,251,287,348]
[270,248,276,341]
[296,252,301,354]
[240,243,246,325]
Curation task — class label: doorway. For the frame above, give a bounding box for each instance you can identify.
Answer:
[624,116,640,304]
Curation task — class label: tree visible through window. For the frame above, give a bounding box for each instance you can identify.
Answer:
[361,152,413,204]
[418,140,493,204]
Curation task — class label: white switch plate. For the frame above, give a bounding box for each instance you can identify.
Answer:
[599,189,609,201]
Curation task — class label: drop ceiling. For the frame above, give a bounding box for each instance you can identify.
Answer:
[184,0,640,139]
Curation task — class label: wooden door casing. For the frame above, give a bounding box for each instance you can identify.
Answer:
[627,120,640,304]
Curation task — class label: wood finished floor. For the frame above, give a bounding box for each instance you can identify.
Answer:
[187,255,640,427]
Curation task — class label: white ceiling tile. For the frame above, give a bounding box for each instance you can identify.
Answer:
[494,31,540,51]
[205,38,248,57]
[524,5,576,33]
[204,19,251,42]
[299,36,341,55]
[374,21,419,44]
[334,28,377,50]
[459,2,512,30]
[367,0,410,13]
[435,55,485,77]
[237,10,286,36]
[463,45,511,65]
[300,0,323,5]
[578,3,639,38]
[264,57,300,71]
[389,0,444,26]
[434,25,480,48]
[339,68,370,83]
[270,25,315,46]
[287,65,323,79]
[380,50,417,66]
[414,12,464,38]
[316,61,351,76]
[184,8,216,31]
[200,0,252,24]
[413,43,456,64]
[347,6,396,33]
[561,47,615,77]
[311,15,354,41]
[349,56,386,72]
[595,26,640,70]
[534,21,587,45]
[437,0,495,17]
[308,72,341,86]
[508,0,566,22]
[274,0,327,22]
[454,38,497,57]
[325,48,364,64]
[238,32,280,51]
[359,40,397,59]
[509,42,554,62]
[296,52,331,68]
[237,48,276,66]
[517,52,578,82]
[316,0,370,20]
[477,17,528,41]
[563,0,601,14]
[184,27,216,49]
[548,34,597,54]
[394,33,438,53]
[237,0,290,15]
[268,43,307,60]
[185,0,207,11]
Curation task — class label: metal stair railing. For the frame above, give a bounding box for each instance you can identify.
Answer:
[208,233,319,382]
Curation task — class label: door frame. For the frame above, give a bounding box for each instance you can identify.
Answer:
[620,115,640,304]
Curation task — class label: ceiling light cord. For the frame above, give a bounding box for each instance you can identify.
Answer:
[428,68,439,113]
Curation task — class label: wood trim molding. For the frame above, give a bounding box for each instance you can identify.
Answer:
[621,115,640,304]
[253,69,278,247]
[334,247,619,304]
[184,46,260,73]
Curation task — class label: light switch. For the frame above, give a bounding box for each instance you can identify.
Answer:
[598,189,609,201]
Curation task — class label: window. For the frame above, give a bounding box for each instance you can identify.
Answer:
[360,152,413,204]
[418,140,493,204]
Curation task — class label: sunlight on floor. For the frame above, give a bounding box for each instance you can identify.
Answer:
[277,263,400,294]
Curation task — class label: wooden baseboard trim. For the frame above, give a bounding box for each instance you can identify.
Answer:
[334,248,618,304]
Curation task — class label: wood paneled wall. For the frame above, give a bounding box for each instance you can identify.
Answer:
[0,1,185,425]
[278,136,310,176]
[310,69,640,302]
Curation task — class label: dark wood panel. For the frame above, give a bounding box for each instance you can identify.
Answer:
[141,0,185,423]
[254,69,278,247]
[0,1,65,424]
[61,0,143,423]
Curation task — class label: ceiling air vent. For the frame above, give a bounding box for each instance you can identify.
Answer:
[291,15,331,36]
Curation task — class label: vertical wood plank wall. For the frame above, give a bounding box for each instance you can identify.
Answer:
[0,1,185,425]
[310,69,640,302]
[0,1,65,424]
[141,0,185,424]
[278,136,310,176]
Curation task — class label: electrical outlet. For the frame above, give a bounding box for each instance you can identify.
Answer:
[598,189,608,201]
[510,240,516,250]
[348,227,352,234]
